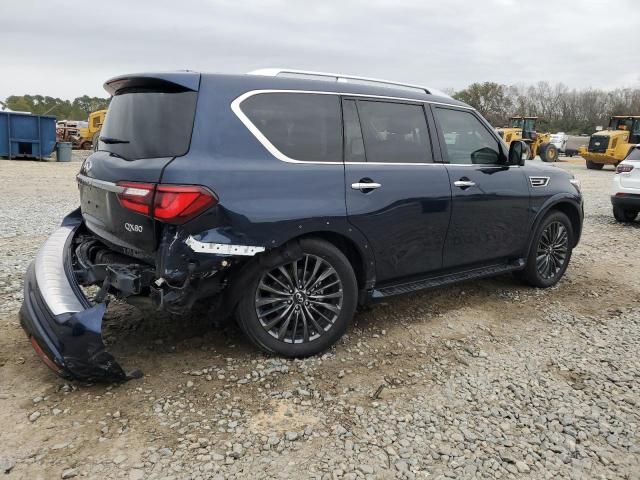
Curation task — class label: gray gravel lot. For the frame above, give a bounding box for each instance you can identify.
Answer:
[0,155,638,480]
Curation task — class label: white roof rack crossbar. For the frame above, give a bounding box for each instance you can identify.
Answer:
[247,68,450,98]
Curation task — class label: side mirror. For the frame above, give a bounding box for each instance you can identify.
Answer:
[508,141,527,166]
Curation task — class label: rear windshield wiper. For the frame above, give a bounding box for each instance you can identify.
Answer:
[99,136,130,144]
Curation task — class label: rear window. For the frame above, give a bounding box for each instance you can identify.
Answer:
[99,88,197,160]
[241,93,342,162]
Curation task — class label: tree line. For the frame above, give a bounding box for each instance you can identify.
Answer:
[453,82,640,134]
[3,82,640,133]
[2,95,110,121]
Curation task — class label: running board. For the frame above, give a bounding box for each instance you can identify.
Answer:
[372,260,525,299]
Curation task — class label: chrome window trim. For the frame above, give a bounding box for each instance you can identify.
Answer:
[230,89,473,166]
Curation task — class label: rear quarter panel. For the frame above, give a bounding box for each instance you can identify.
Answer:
[159,78,375,278]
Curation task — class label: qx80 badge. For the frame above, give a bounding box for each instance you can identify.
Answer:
[124,223,143,233]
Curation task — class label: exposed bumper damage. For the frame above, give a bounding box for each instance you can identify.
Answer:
[20,210,269,382]
[20,211,128,382]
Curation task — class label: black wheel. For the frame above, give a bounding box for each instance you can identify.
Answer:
[586,159,604,170]
[236,238,357,357]
[539,143,559,162]
[522,211,573,288]
[613,205,638,222]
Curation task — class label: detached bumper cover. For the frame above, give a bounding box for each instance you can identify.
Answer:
[19,211,127,382]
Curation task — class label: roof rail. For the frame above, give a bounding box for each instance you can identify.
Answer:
[247,68,450,98]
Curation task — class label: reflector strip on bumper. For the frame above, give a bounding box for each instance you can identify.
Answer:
[185,236,265,256]
[34,226,84,316]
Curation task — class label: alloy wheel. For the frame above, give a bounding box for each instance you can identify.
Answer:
[255,254,343,344]
[536,221,569,280]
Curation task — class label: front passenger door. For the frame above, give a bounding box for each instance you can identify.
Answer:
[432,106,530,268]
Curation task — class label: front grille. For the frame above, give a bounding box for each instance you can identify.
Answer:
[588,135,609,153]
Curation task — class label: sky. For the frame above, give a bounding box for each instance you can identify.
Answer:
[1,0,639,100]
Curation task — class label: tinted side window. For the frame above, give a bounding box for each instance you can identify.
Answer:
[241,93,341,162]
[357,100,432,163]
[343,100,365,162]
[434,108,501,165]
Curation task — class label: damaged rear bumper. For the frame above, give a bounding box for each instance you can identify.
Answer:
[19,211,127,382]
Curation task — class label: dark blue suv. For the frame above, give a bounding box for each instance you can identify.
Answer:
[20,69,583,381]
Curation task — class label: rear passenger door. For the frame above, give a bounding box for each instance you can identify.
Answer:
[432,106,530,268]
[343,98,452,283]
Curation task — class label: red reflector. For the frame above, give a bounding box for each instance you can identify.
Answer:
[154,185,218,224]
[115,181,217,224]
[29,337,64,375]
[116,182,154,216]
[616,164,634,174]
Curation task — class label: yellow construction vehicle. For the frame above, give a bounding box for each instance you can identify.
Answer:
[496,116,559,162]
[578,116,640,169]
[78,109,107,150]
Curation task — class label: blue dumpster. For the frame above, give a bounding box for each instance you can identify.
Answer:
[0,112,57,160]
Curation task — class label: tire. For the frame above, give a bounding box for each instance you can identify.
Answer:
[613,205,638,222]
[539,143,559,162]
[522,211,574,288]
[522,142,532,161]
[80,141,91,150]
[586,159,604,170]
[236,238,358,357]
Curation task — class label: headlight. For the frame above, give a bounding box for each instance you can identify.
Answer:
[569,178,581,192]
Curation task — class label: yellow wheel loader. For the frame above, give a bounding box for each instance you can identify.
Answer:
[496,117,558,162]
[78,109,107,150]
[578,116,640,170]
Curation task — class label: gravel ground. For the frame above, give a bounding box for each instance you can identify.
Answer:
[0,155,638,480]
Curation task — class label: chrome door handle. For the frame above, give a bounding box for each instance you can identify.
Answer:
[351,182,382,190]
[454,180,476,188]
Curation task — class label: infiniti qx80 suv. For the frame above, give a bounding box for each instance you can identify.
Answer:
[21,69,583,381]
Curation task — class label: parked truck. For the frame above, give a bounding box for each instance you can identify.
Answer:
[80,109,106,150]
[579,116,640,169]
[56,109,107,150]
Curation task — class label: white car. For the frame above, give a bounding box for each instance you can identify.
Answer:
[550,132,568,153]
[612,145,640,222]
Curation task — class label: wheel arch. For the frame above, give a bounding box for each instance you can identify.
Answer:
[527,197,583,257]
[221,229,376,316]
[294,231,374,292]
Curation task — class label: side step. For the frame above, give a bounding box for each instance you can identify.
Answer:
[372,260,525,299]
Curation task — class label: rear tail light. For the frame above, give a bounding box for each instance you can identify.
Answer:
[117,182,155,216]
[616,164,634,174]
[154,185,218,224]
[116,182,218,224]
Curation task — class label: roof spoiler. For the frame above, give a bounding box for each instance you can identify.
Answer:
[104,71,201,95]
